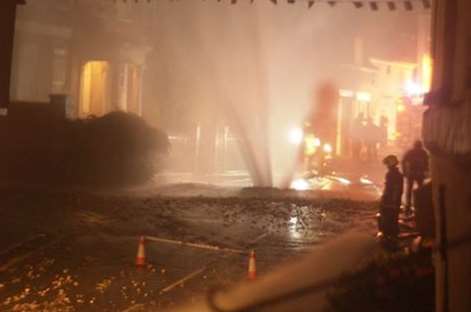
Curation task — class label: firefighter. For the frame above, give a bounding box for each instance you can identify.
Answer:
[402,140,429,214]
[379,155,404,239]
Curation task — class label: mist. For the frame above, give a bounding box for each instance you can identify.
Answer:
[11,0,421,187]
[143,1,419,186]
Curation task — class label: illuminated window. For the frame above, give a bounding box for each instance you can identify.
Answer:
[80,61,109,117]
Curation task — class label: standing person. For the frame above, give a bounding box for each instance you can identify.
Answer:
[402,140,429,213]
[379,116,389,150]
[365,118,379,161]
[379,155,404,240]
[351,113,364,160]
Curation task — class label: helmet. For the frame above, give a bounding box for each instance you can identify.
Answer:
[383,155,399,167]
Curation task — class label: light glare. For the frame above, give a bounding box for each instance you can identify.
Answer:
[323,143,333,154]
[291,178,310,191]
[288,127,304,145]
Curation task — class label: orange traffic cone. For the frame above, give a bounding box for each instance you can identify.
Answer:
[135,236,146,267]
[247,250,256,280]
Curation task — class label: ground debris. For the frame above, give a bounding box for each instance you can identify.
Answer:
[0,188,377,311]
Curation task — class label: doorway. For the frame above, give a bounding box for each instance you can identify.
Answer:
[80,61,110,117]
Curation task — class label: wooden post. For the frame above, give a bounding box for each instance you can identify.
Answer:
[0,0,23,109]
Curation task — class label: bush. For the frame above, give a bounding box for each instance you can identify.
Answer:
[2,111,169,187]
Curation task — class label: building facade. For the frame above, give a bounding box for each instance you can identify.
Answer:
[424,1,471,311]
[10,0,153,118]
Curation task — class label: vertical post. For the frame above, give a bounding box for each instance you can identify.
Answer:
[439,185,449,312]
[336,97,343,156]
[137,65,143,116]
[194,124,201,174]
[441,0,458,99]
[0,1,21,109]
[223,126,229,173]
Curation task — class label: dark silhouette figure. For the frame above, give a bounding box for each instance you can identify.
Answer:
[379,155,404,239]
[365,118,379,161]
[379,116,388,150]
[402,140,429,213]
[351,113,365,160]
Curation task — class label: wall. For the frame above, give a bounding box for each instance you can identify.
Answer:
[10,0,152,118]
[0,1,18,108]
[426,1,471,311]
[431,154,471,312]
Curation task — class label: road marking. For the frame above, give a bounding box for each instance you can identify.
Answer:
[160,267,206,294]
[157,232,268,296]
[248,233,268,245]
[145,236,245,254]
[122,303,145,312]
[150,231,269,296]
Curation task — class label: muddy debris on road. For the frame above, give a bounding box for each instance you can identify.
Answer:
[0,188,377,311]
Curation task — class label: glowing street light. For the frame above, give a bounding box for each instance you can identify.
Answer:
[339,89,354,97]
[290,178,310,191]
[404,80,423,97]
[288,127,304,145]
[356,91,372,102]
[421,54,433,93]
[323,143,333,154]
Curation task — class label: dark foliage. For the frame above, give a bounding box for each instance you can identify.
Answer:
[1,111,169,187]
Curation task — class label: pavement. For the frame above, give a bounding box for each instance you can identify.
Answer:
[0,185,379,311]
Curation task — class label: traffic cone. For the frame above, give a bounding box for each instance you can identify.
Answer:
[135,236,146,267]
[247,250,256,280]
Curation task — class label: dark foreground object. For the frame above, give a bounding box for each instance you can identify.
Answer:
[0,106,169,187]
[327,248,435,312]
[0,189,377,311]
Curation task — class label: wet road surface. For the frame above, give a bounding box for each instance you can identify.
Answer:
[0,187,378,311]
